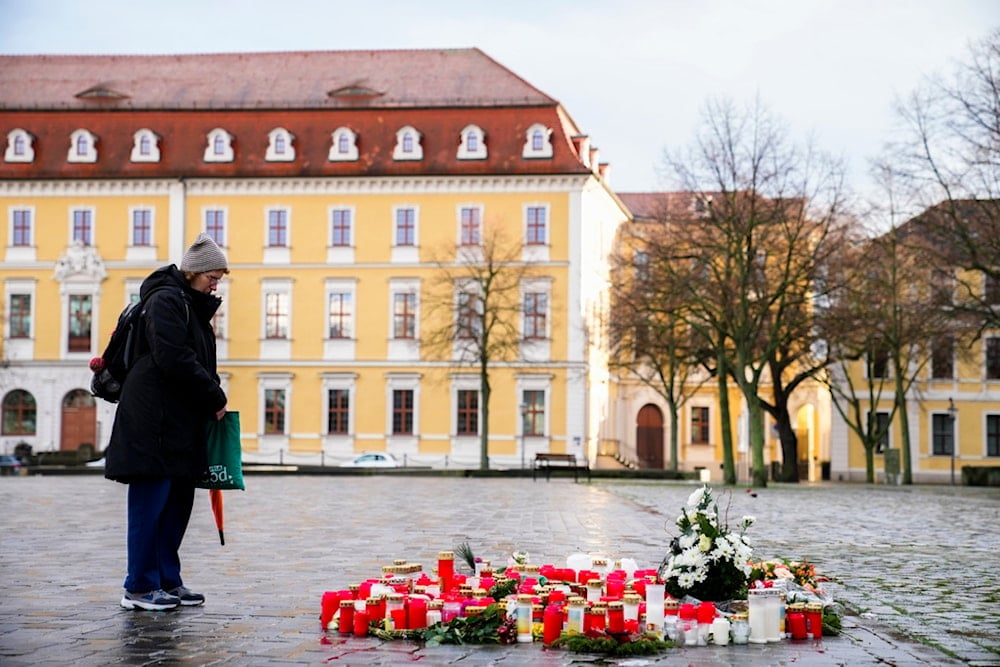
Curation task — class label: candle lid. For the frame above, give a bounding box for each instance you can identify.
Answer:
[339,599,354,608]
[438,551,454,560]
[607,600,624,610]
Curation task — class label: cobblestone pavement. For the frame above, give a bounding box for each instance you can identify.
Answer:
[1,473,997,666]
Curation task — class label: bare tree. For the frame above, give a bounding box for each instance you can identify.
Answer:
[608,203,708,471]
[659,98,848,487]
[423,223,535,470]
[882,29,1000,331]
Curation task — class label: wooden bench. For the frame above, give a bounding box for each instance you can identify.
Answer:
[532,452,590,482]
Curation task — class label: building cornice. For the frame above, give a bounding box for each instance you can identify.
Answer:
[0,174,592,197]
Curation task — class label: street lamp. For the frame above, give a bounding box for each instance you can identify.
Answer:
[520,403,527,470]
[947,398,958,486]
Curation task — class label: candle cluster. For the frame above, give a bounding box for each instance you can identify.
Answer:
[319,550,829,650]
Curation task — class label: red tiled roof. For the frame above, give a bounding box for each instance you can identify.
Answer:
[0,49,556,110]
[0,49,601,180]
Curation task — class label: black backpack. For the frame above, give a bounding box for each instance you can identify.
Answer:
[89,289,188,403]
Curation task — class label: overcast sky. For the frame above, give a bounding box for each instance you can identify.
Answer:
[1,0,996,196]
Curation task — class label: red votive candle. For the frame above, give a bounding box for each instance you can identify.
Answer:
[806,603,823,640]
[320,591,339,629]
[338,599,355,634]
[390,608,407,630]
[788,605,807,640]
[438,551,455,594]
[624,618,639,634]
[543,604,563,645]
[607,601,625,633]
[408,598,428,629]
[606,579,625,600]
[353,609,369,637]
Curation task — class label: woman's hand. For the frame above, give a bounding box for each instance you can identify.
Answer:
[215,406,227,420]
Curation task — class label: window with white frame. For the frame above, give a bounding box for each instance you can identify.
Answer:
[690,406,711,444]
[395,206,417,246]
[70,208,94,246]
[330,208,352,247]
[9,207,33,247]
[130,129,161,162]
[7,292,32,339]
[266,127,296,162]
[455,287,482,340]
[204,208,227,246]
[67,293,92,353]
[392,291,417,339]
[260,278,293,358]
[4,128,35,163]
[5,278,37,362]
[386,373,421,439]
[388,279,420,360]
[267,208,289,247]
[931,412,955,456]
[522,123,553,159]
[130,207,154,246]
[327,387,351,434]
[204,128,234,162]
[459,206,482,246]
[329,127,359,161]
[327,289,353,339]
[456,388,479,436]
[392,125,423,161]
[521,388,547,436]
[525,205,547,245]
[324,279,356,360]
[257,372,293,445]
[265,292,290,339]
[68,129,98,163]
[457,124,487,160]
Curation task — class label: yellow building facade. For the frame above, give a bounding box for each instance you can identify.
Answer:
[0,50,627,467]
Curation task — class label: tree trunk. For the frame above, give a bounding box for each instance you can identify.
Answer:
[668,400,680,472]
[717,364,736,484]
[747,391,768,487]
[865,442,875,483]
[480,366,491,470]
[894,370,912,485]
[776,411,800,483]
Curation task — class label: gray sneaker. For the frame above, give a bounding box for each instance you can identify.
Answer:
[166,586,205,606]
[120,589,181,611]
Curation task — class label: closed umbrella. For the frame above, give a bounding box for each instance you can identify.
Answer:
[210,488,225,545]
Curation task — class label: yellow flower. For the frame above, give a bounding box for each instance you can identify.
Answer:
[699,535,713,552]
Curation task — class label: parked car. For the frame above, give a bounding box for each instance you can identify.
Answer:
[339,452,400,468]
[0,455,23,476]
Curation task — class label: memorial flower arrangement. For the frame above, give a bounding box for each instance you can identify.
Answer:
[658,485,755,602]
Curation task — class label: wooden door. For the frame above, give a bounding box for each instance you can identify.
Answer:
[636,404,664,469]
[60,389,97,453]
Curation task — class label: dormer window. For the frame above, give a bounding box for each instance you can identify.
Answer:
[4,128,34,163]
[266,127,296,162]
[130,129,161,163]
[523,123,553,159]
[393,126,423,161]
[68,129,98,163]
[204,128,234,162]
[329,127,359,162]
[457,124,487,160]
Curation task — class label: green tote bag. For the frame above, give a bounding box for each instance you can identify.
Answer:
[197,411,246,490]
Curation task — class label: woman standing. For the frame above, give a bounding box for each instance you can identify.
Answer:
[105,233,229,611]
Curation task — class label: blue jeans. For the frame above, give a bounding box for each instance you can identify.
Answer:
[124,479,194,593]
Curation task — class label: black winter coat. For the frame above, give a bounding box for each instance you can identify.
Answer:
[105,265,227,482]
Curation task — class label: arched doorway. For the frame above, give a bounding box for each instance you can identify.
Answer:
[61,389,97,455]
[636,404,664,469]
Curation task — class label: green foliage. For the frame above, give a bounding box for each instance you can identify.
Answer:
[552,632,673,656]
[488,577,517,600]
[455,541,477,572]
[822,608,842,636]
[415,603,511,646]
